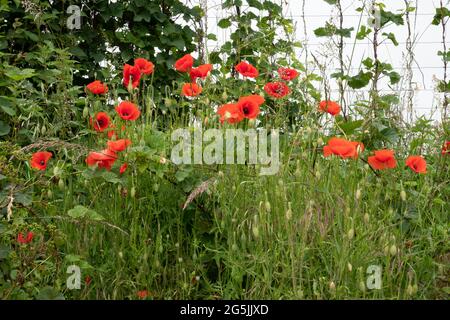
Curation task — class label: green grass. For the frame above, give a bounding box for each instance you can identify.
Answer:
[22,118,446,300]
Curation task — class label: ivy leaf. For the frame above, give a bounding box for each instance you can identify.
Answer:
[218,18,231,28]
[382,32,399,46]
[347,71,372,89]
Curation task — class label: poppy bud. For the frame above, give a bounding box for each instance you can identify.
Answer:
[130,186,136,198]
[384,245,389,255]
[252,226,260,238]
[164,98,172,108]
[127,81,134,93]
[178,257,183,263]
[317,137,324,145]
[265,201,271,213]
[315,171,321,179]
[329,281,336,292]
[41,125,46,135]
[47,189,53,199]
[232,243,238,251]
[389,244,397,256]
[359,281,366,292]
[204,116,209,126]
[218,171,224,178]
[117,185,122,194]
[400,190,407,201]
[53,166,62,177]
[222,92,228,100]
[118,251,123,259]
[83,106,90,119]
[286,202,292,220]
[306,126,312,134]
[364,164,370,171]
[58,179,65,190]
[154,260,160,268]
[347,263,353,272]
[355,189,361,200]
[407,284,414,296]
[347,228,354,240]
[364,213,370,224]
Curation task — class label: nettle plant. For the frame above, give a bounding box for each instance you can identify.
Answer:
[314,0,405,149]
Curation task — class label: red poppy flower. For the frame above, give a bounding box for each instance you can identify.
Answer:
[85,276,92,286]
[17,231,34,244]
[30,151,52,171]
[236,95,265,119]
[323,137,363,159]
[86,149,117,171]
[137,290,149,299]
[123,64,141,89]
[217,103,244,124]
[115,101,141,121]
[235,61,259,78]
[319,101,341,116]
[134,58,154,75]
[190,64,212,81]
[405,155,427,174]
[368,150,397,170]
[119,163,128,175]
[181,83,202,97]
[278,67,299,81]
[442,141,450,155]
[264,82,290,98]
[107,139,131,153]
[90,112,111,132]
[86,80,108,95]
[175,54,194,72]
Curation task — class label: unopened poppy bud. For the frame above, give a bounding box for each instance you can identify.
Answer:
[252,226,260,238]
[178,257,183,263]
[364,213,370,224]
[356,189,361,200]
[83,106,89,118]
[347,228,354,240]
[315,171,321,179]
[347,263,353,272]
[204,116,209,126]
[407,284,414,296]
[389,244,397,256]
[329,281,336,292]
[286,202,292,220]
[164,98,172,108]
[306,126,312,134]
[265,201,271,213]
[58,179,65,190]
[127,81,134,93]
[359,281,366,292]
[232,243,238,251]
[317,137,324,145]
[384,245,389,255]
[130,186,136,198]
[364,164,370,171]
[47,189,53,198]
[412,284,418,295]
[400,190,407,201]
[53,166,62,177]
[222,91,228,100]
[118,251,123,259]
[218,171,224,178]
[41,125,46,135]
[117,185,122,193]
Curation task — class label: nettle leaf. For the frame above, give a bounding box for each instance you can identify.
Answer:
[0,96,16,116]
[336,27,354,38]
[36,287,65,300]
[384,71,401,85]
[0,120,11,136]
[0,244,10,260]
[337,120,364,135]
[4,67,35,81]
[314,22,335,37]
[101,171,121,184]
